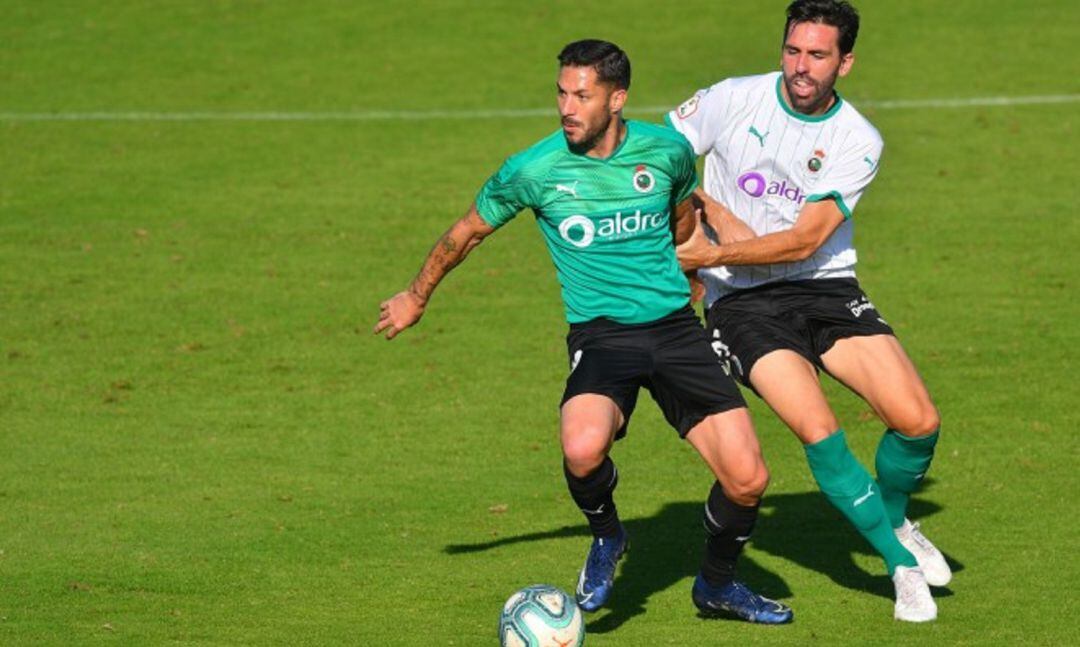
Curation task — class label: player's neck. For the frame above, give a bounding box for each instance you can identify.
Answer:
[581,116,627,160]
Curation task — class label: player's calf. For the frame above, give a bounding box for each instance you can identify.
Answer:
[690,482,792,623]
[804,430,918,574]
[875,428,938,528]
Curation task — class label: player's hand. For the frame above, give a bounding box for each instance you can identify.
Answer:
[694,189,755,245]
[701,204,755,245]
[374,291,426,340]
[676,219,717,272]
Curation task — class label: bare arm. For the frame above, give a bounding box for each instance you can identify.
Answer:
[374,204,496,339]
[678,198,845,271]
[671,195,712,302]
[693,188,755,245]
[671,195,698,245]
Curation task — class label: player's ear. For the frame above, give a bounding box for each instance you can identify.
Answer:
[838,52,855,78]
[608,87,627,113]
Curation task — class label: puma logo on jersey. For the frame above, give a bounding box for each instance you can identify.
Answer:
[555,181,579,198]
[864,156,876,169]
[749,125,769,146]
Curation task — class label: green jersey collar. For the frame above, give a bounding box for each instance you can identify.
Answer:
[774,73,844,123]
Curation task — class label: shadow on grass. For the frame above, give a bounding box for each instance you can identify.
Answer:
[446,484,959,633]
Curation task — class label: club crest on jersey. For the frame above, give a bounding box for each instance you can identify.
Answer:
[632,165,655,193]
[808,149,825,172]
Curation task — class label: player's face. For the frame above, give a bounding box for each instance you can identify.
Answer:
[557,65,625,151]
[781,21,854,115]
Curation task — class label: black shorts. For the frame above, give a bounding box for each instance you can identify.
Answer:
[561,305,746,439]
[705,278,895,388]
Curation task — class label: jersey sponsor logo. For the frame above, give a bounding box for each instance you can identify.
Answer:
[736,171,806,204]
[558,210,666,248]
[558,215,596,248]
[748,125,769,146]
[632,165,655,193]
[676,94,701,119]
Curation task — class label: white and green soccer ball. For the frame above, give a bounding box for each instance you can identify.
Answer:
[498,584,584,647]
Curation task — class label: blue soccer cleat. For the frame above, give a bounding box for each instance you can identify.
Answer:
[692,574,793,624]
[575,526,628,612]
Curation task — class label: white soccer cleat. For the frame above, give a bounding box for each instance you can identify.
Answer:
[892,565,937,622]
[896,519,952,587]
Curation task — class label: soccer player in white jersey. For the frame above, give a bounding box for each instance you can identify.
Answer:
[668,0,950,622]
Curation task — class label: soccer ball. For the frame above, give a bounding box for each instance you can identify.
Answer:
[499,584,585,647]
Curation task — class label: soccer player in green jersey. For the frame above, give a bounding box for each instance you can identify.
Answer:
[670,0,949,622]
[375,40,792,624]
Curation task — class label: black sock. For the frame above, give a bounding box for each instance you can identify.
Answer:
[701,481,759,587]
[564,457,621,538]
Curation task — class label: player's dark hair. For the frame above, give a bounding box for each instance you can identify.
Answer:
[557,39,631,90]
[784,0,860,55]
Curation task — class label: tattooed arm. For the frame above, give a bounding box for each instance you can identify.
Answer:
[374,204,496,340]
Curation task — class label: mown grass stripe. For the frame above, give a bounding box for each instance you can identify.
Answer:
[1,93,1077,122]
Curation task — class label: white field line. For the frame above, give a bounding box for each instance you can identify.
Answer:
[0,94,1077,122]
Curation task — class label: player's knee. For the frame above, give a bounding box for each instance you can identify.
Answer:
[561,431,609,477]
[726,463,770,504]
[794,420,841,445]
[892,403,940,438]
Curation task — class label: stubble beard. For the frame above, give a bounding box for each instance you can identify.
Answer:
[783,68,840,115]
[564,112,612,155]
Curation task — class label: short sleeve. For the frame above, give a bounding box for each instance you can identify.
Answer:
[664,81,729,156]
[805,136,883,219]
[670,144,699,205]
[474,156,540,228]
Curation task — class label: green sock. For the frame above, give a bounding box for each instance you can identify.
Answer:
[804,430,917,575]
[875,428,939,528]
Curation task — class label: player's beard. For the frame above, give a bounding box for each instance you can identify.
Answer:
[563,111,613,155]
[783,67,840,115]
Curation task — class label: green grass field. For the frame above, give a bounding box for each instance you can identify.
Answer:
[2,1,1078,644]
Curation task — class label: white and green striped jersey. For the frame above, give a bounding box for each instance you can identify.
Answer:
[475,120,697,325]
[666,71,883,305]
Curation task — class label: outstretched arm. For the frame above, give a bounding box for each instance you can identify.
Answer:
[374,204,496,340]
[693,188,756,245]
[672,191,756,301]
[678,198,845,271]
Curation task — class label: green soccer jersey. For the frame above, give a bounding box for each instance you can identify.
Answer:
[475,120,698,324]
